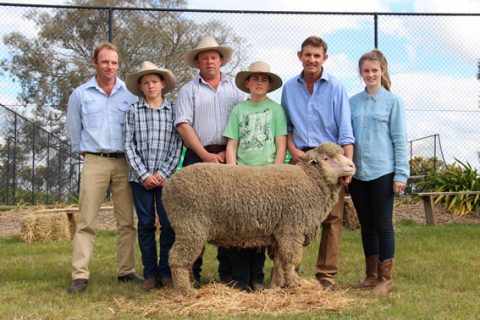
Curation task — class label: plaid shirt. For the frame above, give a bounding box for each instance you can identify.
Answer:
[124,98,183,183]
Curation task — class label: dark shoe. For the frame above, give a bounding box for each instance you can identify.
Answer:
[159,277,173,288]
[118,272,144,283]
[229,281,250,292]
[143,278,158,291]
[67,278,88,293]
[192,279,200,289]
[220,275,233,284]
[318,278,335,291]
[250,282,265,292]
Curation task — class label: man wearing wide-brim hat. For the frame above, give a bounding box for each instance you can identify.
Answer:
[174,36,246,287]
[124,61,182,291]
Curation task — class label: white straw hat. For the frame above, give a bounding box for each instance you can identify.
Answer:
[235,61,283,93]
[183,36,233,68]
[125,61,176,96]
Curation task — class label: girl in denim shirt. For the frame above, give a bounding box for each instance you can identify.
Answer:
[349,49,409,295]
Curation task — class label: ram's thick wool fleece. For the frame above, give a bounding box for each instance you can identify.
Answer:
[163,143,355,292]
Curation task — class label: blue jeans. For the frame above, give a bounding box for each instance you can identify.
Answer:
[349,173,395,261]
[182,148,232,283]
[130,182,174,279]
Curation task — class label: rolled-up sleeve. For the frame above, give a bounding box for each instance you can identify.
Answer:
[335,88,355,146]
[174,84,194,126]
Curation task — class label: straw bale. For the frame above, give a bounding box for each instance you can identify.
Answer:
[20,212,70,243]
[112,279,366,317]
[50,213,70,240]
[19,215,36,243]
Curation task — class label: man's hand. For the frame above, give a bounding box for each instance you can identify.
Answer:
[289,149,304,164]
[338,176,352,186]
[202,151,225,164]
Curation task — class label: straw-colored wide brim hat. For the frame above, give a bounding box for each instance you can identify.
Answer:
[183,36,233,68]
[126,61,176,97]
[235,61,283,93]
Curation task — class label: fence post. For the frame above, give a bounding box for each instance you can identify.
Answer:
[46,132,50,205]
[12,113,17,205]
[374,13,378,48]
[108,7,113,42]
[32,125,35,204]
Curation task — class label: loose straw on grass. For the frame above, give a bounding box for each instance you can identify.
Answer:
[113,278,366,317]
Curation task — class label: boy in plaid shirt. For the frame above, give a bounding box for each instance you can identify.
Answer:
[124,61,182,291]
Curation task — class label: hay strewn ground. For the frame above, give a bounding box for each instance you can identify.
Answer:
[112,279,365,317]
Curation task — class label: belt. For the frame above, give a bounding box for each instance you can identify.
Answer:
[84,152,125,159]
[204,144,226,154]
[301,147,315,152]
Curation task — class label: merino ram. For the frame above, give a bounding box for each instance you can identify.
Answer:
[163,142,355,292]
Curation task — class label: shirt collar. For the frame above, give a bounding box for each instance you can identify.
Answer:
[362,86,387,101]
[86,76,124,93]
[197,72,226,84]
[138,97,171,110]
[297,68,329,84]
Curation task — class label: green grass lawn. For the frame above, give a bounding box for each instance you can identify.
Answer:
[0,220,479,319]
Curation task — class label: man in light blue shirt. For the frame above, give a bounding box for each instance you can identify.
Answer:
[66,42,142,293]
[281,36,354,290]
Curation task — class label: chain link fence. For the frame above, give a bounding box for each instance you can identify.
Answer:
[0,4,479,204]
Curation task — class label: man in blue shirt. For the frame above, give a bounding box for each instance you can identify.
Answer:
[281,36,355,290]
[66,42,143,293]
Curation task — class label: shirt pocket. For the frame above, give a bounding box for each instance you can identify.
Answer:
[81,99,102,129]
[115,101,131,126]
[372,113,390,132]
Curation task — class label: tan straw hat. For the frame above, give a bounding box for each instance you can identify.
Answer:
[235,61,283,93]
[183,36,233,68]
[126,61,176,97]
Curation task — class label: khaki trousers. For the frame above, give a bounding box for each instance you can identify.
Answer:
[72,154,136,280]
[315,187,345,283]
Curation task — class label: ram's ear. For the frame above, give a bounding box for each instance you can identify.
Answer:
[308,159,319,165]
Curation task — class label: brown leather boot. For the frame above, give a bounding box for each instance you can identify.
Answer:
[351,255,379,289]
[373,259,393,295]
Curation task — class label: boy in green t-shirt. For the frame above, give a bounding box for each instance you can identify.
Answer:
[223,61,287,291]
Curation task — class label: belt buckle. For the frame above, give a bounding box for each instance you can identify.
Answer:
[105,153,115,160]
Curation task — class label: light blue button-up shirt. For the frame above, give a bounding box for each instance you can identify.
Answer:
[281,69,354,148]
[66,76,137,153]
[349,86,409,183]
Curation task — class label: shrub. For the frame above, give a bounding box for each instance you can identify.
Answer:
[418,159,480,216]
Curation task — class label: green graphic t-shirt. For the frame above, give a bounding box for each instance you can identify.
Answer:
[223,98,287,166]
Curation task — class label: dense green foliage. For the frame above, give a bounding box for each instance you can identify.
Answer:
[418,159,480,216]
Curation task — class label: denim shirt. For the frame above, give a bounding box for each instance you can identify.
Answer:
[350,87,409,183]
[66,76,137,153]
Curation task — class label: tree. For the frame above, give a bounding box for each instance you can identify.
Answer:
[1,0,248,137]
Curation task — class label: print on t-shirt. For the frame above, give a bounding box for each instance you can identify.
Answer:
[239,108,273,151]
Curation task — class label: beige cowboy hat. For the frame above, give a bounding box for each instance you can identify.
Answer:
[235,61,283,93]
[183,36,233,68]
[126,61,176,97]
